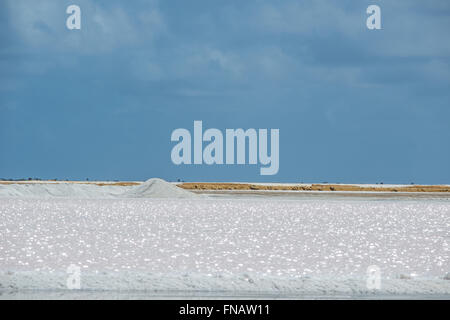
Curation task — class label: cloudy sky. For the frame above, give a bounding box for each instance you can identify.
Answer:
[1,0,449,183]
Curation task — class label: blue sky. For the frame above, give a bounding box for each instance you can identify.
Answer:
[1,0,449,183]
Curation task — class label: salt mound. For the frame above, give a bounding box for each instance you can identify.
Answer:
[0,179,198,199]
[122,178,198,199]
[0,183,127,199]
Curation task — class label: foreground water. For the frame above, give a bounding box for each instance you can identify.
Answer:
[0,196,449,299]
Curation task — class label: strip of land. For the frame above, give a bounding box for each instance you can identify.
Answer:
[178,183,450,193]
[1,180,449,193]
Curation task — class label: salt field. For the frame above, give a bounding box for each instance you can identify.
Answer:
[0,192,449,299]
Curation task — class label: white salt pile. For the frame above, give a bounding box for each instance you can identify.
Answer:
[122,178,198,199]
[0,183,126,199]
[0,178,197,199]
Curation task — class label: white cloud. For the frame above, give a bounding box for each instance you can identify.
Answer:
[166,46,244,80]
[252,0,361,37]
[6,0,166,53]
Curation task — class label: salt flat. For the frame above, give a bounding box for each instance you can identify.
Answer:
[0,197,449,299]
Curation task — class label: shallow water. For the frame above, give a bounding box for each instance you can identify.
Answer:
[0,196,449,298]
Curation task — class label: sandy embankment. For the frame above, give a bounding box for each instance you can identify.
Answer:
[178,183,450,193]
[1,180,449,193]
